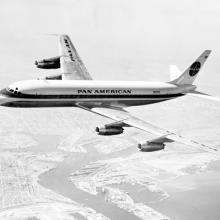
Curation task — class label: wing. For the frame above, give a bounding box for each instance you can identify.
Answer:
[77,105,219,153]
[59,35,92,80]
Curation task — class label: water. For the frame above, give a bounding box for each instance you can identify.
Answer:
[38,139,139,220]
[71,213,87,220]
[114,183,164,204]
[26,133,61,153]
[150,164,220,220]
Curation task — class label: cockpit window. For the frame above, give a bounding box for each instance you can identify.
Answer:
[7,87,20,95]
[7,88,14,93]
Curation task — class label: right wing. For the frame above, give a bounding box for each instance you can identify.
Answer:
[59,35,92,80]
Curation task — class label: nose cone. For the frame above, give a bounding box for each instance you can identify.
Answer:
[0,89,12,106]
[0,94,9,105]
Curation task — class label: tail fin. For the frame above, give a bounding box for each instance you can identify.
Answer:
[170,50,211,85]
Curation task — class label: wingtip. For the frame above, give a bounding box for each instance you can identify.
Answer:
[205,49,212,54]
[42,34,71,39]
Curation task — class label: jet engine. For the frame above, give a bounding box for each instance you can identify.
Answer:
[95,126,124,136]
[137,142,165,152]
[35,56,60,69]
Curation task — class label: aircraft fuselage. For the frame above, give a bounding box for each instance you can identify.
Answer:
[0,80,196,108]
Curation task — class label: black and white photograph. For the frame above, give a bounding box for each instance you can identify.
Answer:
[0,0,220,219]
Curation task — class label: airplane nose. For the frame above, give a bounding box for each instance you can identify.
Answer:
[0,89,12,106]
[0,94,8,105]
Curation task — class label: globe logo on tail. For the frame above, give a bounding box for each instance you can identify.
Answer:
[189,61,201,77]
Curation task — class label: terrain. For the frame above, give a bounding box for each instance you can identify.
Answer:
[0,95,220,219]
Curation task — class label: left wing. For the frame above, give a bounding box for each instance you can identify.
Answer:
[77,105,219,153]
[59,35,92,80]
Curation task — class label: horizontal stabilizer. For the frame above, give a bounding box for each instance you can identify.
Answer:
[187,91,220,102]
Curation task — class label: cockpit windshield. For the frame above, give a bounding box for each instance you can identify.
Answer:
[7,87,20,95]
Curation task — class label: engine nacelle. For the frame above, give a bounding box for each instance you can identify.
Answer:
[35,56,60,69]
[95,126,124,136]
[138,142,165,152]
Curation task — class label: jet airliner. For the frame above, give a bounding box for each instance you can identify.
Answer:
[0,35,219,152]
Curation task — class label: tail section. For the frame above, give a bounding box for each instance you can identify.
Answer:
[170,50,211,85]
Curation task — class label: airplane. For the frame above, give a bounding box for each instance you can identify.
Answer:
[0,34,219,153]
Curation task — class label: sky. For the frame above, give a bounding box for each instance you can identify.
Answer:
[0,0,220,95]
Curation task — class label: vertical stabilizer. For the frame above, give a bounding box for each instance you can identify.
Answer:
[170,50,211,85]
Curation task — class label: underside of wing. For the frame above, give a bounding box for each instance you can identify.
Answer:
[77,105,219,153]
[59,35,92,80]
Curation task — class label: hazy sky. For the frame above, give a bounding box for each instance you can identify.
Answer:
[0,0,220,95]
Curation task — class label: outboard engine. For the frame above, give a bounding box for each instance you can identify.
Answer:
[35,56,60,69]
